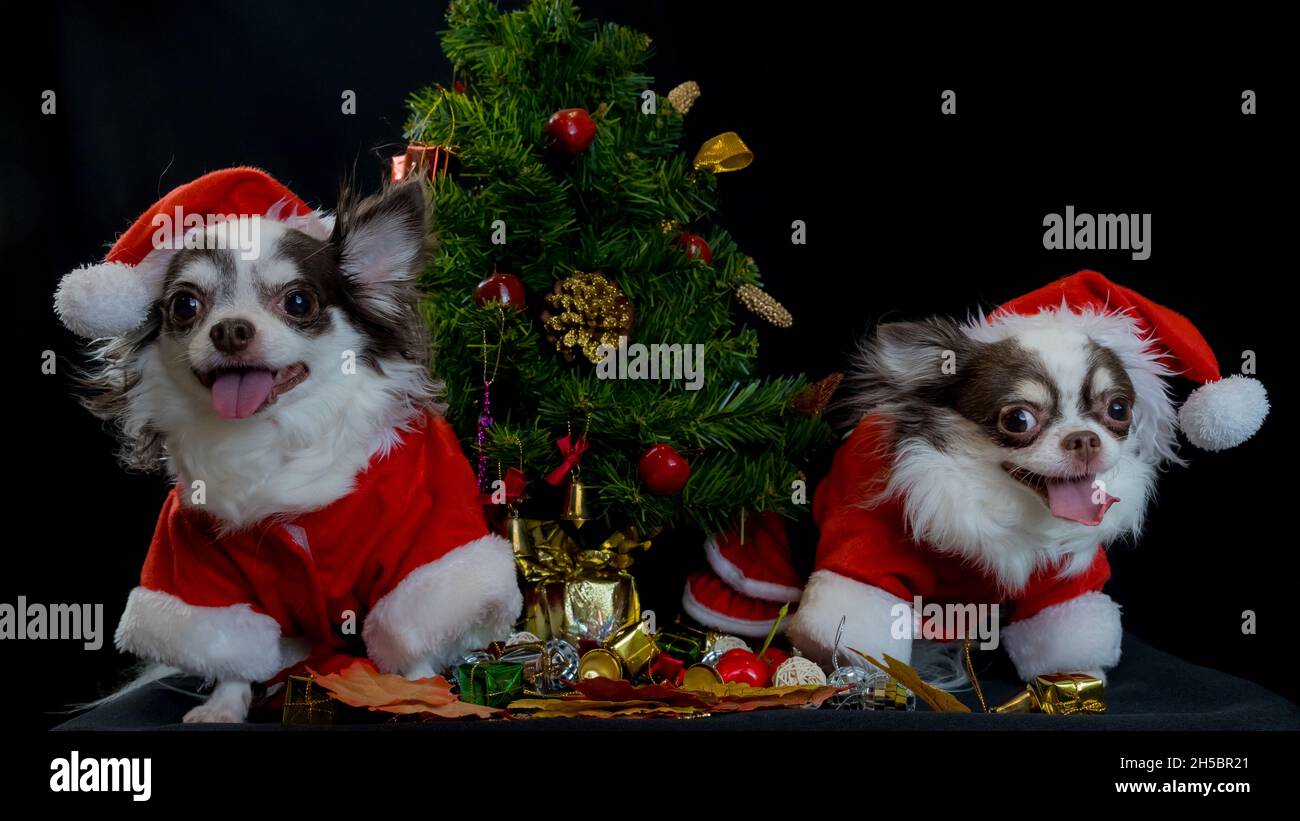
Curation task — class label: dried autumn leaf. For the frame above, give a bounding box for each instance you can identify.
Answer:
[511,698,705,719]
[312,661,499,718]
[575,677,716,708]
[518,679,839,717]
[706,684,840,712]
[510,697,667,711]
[534,706,702,719]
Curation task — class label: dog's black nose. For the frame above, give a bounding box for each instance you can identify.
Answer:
[1061,430,1101,463]
[210,318,256,354]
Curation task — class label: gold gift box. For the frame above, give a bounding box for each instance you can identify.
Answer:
[994,672,1106,716]
[281,675,336,725]
[524,575,640,644]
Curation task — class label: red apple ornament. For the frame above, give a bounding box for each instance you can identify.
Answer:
[474,272,526,310]
[715,648,770,687]
[638,444,691,495]
[546,108,597,155]
[677,231,713,265]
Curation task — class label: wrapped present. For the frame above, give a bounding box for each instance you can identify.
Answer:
[390,142,455,183]
[649,654,686,686]
[282,675,336,725]
[526,575,639,644]
[994,673,1106,716]
[516,520,649,643]
[456,660,525,708]
[498,639,581,694]
[654,622,710,666]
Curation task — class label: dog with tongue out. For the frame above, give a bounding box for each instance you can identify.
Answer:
[54,168,521,723]
[785,271,1270,683]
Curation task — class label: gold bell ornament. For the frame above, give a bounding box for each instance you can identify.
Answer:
[561,475,593,527]
[507,507,530,556]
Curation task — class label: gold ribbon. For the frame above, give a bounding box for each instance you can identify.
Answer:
[515,519,650,580]
[516,520,650,643]
[693,131,753,173]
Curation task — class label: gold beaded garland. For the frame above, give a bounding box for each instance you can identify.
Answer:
[736,283,793,329]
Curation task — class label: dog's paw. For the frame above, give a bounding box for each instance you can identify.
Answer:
[182,681,252,724]
[182,702,247,724]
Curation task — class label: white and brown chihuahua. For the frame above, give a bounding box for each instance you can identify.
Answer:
[58,169,519,722]
[787,272,1268,682]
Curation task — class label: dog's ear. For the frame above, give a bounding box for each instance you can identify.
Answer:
[845,317,970,416]
[332,181,431,314]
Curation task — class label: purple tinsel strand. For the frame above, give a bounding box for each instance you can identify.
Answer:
[476,379,493,491]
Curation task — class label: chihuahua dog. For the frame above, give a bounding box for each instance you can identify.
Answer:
[787,272,1267,682]
[60,169,519,722]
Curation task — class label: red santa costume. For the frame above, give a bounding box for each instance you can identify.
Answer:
[785,271,1269,680]
[114,413,521,683]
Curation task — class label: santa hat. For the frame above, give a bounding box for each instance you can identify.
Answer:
[986,270,1268,454]
[55,167,325,339]
[703,511,803,603]
[681,568,790,639]
[681,512,802,637]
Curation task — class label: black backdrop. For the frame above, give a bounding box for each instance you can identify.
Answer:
[2,1,1292,732]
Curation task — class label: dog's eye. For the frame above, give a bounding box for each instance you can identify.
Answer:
[170,293,200,322]
[1107,398,1131,422]
[284,290,315,318]
[999,407,1039,436]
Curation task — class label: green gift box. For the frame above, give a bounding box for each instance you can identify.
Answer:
[654,624,708,666]
[456,660,525,708]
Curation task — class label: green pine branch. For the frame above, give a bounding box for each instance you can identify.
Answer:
[409,0,835,536]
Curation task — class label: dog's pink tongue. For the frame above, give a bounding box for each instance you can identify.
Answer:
[211,369,274,420]
[1046,476,1119,526]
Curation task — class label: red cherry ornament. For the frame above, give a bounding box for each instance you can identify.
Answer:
[638,444,691,495]
[715,648,770,687]
[473,272,526,310]
[546,108,597,155]
[677,232,713,265]
[759,647,790,672]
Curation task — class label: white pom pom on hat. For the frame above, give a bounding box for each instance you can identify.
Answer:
[995,270,1268,452]
[55,260,164,339]
[1176,374,1270,452]
[54,167,313,339]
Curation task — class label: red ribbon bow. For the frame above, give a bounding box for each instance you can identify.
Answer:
[544,434,588,486]
[478,466,528,507]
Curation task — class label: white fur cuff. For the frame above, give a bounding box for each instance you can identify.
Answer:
[1002,591,1122,681]
[704,536,803,603]
[680,584,779,639]
[784,570,912,667]
[362,534,523,676]
[114,587,298,682]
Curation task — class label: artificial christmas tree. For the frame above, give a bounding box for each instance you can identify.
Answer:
[404,0,832,562]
